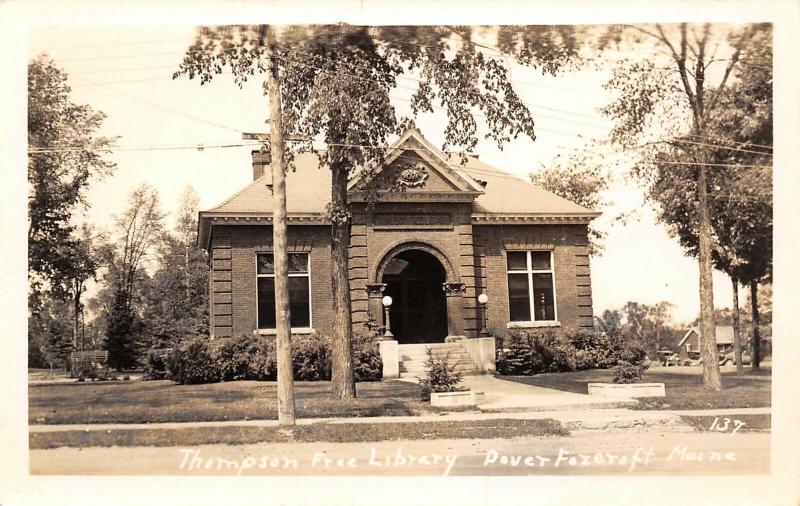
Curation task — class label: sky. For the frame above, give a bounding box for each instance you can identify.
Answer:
[27,24,754,325]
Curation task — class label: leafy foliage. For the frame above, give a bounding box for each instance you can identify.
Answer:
[418,348,464,400]
[612,360,649,384]
[161,332,382,385]
[599,23,772,388]
[495,330,577,375]
[530,150,611,254]
[141,186,209,346]
[174,24,586,397]
[104,290,139,371]
[28,56,115,307]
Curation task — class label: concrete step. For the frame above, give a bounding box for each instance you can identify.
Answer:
[399,369,483,378]
[399,363,480,373]
[399,353,471,361]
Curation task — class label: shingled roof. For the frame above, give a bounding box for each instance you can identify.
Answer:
[198,129,600,247]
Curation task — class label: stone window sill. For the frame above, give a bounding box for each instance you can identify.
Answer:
[256,327,315,336]
[507,321,561,329]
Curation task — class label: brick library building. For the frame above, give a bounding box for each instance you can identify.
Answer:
[198,127,599,376]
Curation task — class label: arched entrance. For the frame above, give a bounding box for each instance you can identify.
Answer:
[381,249,448,344]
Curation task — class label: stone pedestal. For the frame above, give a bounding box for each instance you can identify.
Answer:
[442,282,466,341]
[378,339,399,379]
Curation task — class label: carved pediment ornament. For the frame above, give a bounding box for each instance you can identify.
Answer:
[397,163,429,187]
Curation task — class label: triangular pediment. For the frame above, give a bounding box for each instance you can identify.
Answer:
[348,127,485,200]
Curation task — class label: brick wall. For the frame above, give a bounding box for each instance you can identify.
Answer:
[210,225,334,337]
[473,224,595,340]
[208,220,594,341]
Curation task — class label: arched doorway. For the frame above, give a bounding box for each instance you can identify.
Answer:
[382,249,448,344]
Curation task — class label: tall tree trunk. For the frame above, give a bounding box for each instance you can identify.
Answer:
[72,282,81,350]
[696,163,723,390]
[266,26,296,426]
[750,280,761,371]
[731,275,743,376]
[330,161,355,399]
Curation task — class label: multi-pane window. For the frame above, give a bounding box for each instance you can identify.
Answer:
[257,253,311,329]
[506,251,557,322]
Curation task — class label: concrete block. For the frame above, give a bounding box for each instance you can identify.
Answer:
[463,337,496,374]
[430,390,477,407]
[378,339,399,379]
[587,382,666,398]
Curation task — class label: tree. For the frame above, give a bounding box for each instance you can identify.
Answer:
[176,24,582,398]
[142,186,209,345]
[100,184,165,369]
[619,301,677,357]
[531,150,611,254]
[600,23,768,390]
[595,309,623,336]
[624,25,772,374]
[28,55,115,311]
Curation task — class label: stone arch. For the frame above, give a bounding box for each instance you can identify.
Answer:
[373,240,459,284]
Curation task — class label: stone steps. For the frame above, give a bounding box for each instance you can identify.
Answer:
[397,342,481,378]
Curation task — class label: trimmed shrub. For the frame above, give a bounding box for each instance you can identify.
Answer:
[211,334,277,381]
[419,348,464,400]
[292,335,332,381]
[171,339,221,385]
[568,330,623,370]
[166,326,386,384]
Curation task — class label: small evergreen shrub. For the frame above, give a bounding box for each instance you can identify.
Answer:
[611,341,649,383]
[496,330,575,375]
[418,348,464,401]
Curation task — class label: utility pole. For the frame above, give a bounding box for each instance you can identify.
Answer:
[254,25,296,426]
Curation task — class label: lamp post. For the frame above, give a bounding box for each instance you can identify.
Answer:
[478,293,490,337]
[382,295,394,339]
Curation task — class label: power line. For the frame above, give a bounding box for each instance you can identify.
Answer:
[688,133,772,152]
[73,77,244,133]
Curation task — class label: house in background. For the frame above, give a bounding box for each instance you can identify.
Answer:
[678,326,735,361]
[197,126,600,377]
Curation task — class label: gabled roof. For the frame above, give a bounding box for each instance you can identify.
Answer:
[679,326,735,347]
[348,126,486,194]
[198,127,600,248]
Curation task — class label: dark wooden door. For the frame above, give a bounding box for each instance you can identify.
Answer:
[382,250,447,344]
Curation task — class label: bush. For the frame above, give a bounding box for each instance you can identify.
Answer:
[211,334,277,381]
[351,319,383,382]
[171,339,221,385]
[418,348,464,400]
[496,330,575,375]
[612,360,649,384]
[568,330,623,370]
[144,347,172,380]
[292,335,332,381]
[165,326,385,385]
[618,341,648,366]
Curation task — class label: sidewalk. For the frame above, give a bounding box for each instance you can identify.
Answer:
[461,375,639,412]
[28,406,770,434]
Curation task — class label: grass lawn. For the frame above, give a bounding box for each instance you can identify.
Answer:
[29,379,445,425]
[498,367,771,410]
[30,418,568,449]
